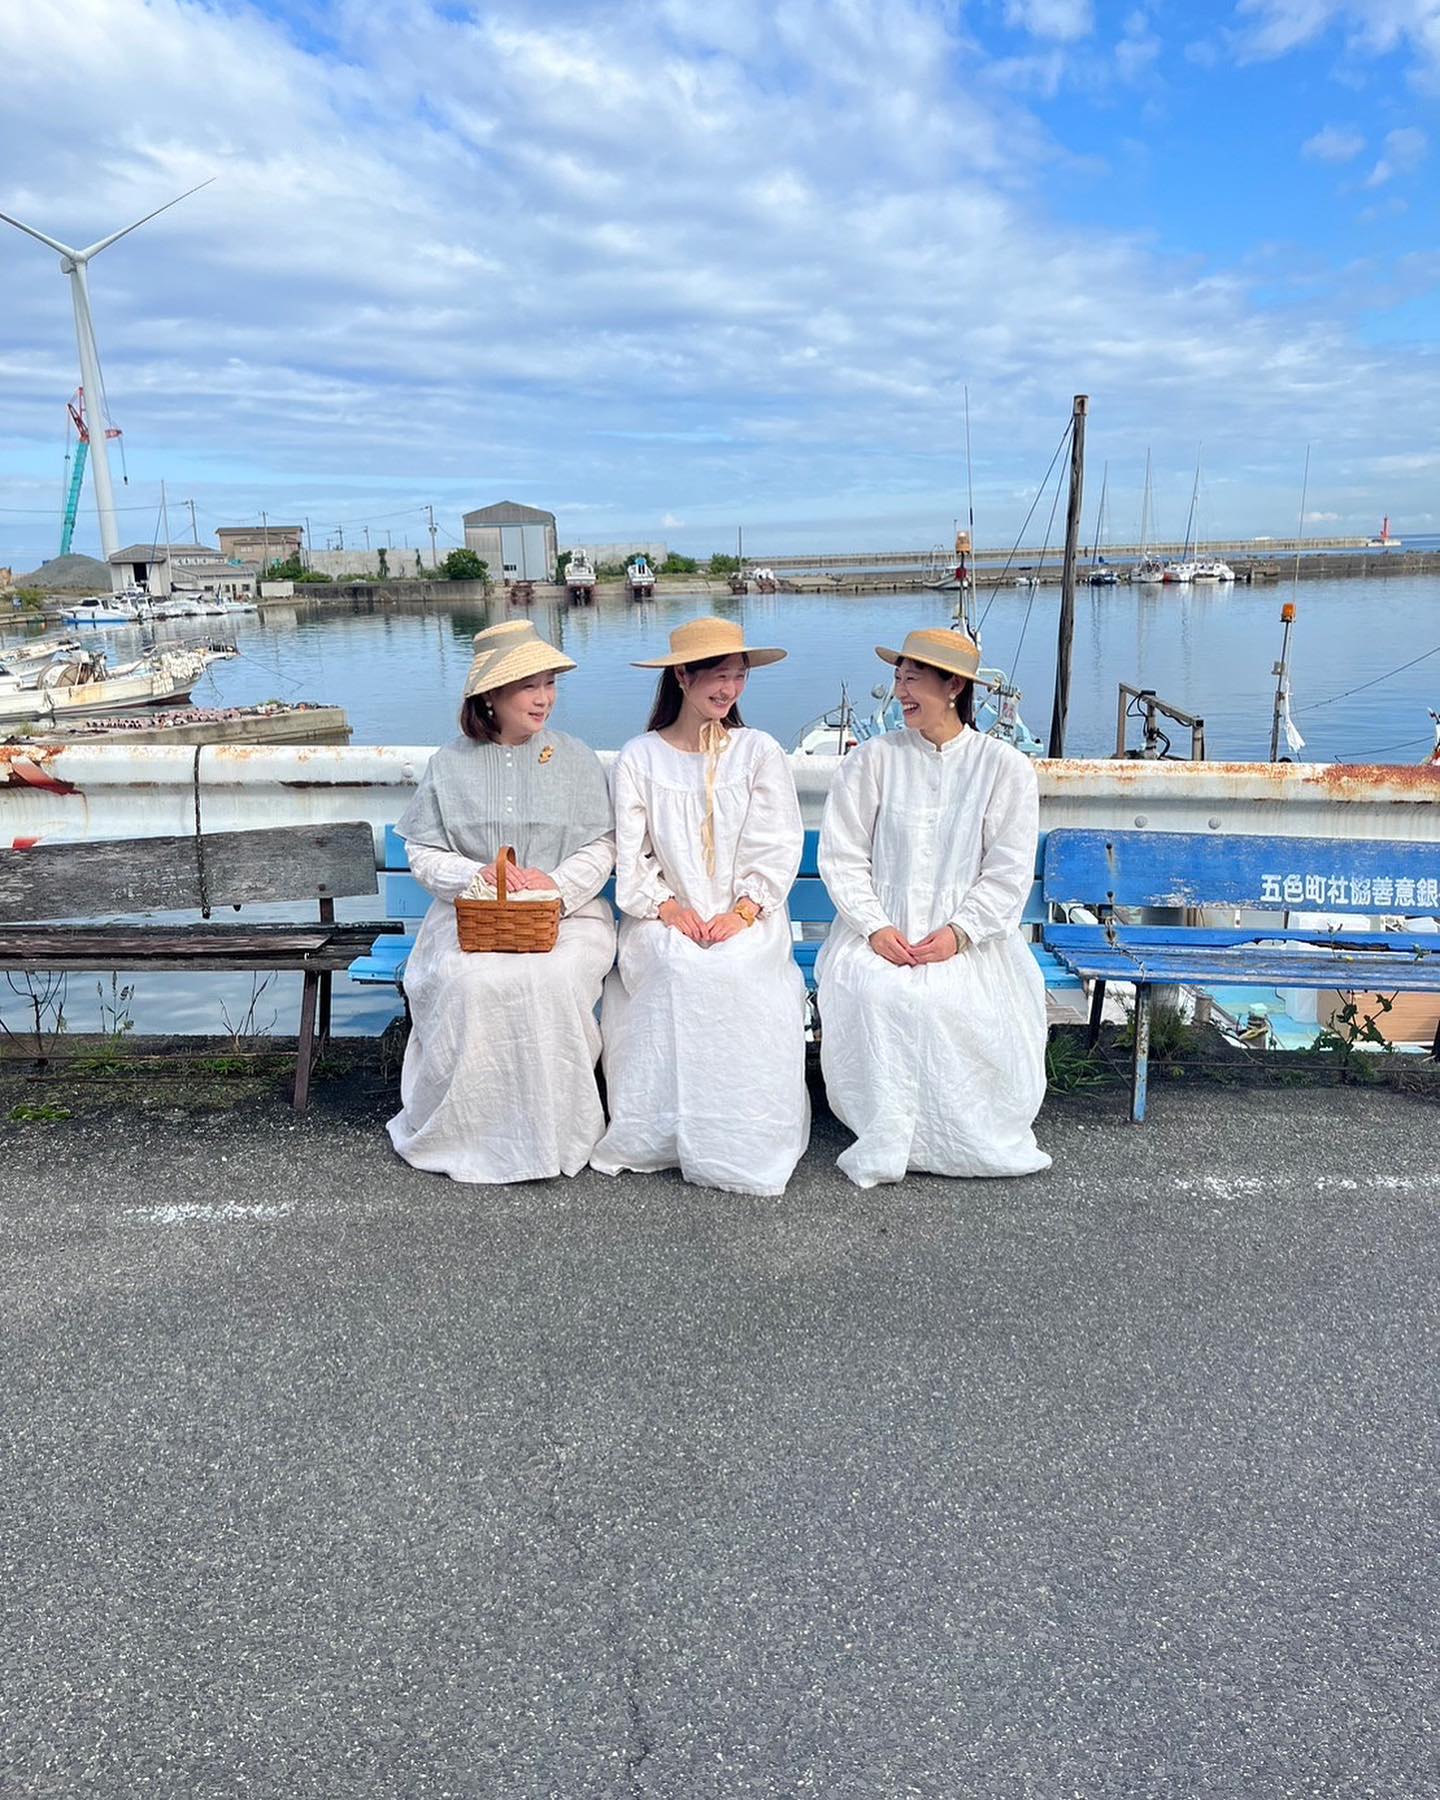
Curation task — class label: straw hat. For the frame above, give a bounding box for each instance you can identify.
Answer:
[463,620,575,699]
[875,627,996,689]
[632,616,786,669]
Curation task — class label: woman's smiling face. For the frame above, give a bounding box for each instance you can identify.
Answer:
[489,670,558,742]
[893,657,962,733]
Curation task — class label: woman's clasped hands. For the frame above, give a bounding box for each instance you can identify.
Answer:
[658,898,750,945]
[868,924,969,967]
[480,858,555,892]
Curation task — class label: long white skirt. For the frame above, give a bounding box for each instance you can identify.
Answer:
[591,914,810,1197]
[817,925,1051,1187]
[388,896,616,1185]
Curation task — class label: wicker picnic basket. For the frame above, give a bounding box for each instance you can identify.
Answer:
[454,848,561,954]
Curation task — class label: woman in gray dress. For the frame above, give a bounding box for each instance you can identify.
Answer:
[387,621,615,1184]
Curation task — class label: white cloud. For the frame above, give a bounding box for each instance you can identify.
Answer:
[1233,1,1440,84]
[1363,124,1428,184]
[1003,0,1096,43]
[1116,10,1162,80]
[1302,124,1366,160]
[661,512,685,528]
[0,0,1437,563]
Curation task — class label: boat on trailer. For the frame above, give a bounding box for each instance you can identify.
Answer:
[565,550,596,603]
[626,555,656,599]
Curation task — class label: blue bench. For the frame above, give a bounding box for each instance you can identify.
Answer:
[1042,829,1440,1123]
[349,827,1080,1004]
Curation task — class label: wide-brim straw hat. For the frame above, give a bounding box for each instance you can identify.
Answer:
[632,616,786,669]
[875,627,997,689]
[463,620,576,699]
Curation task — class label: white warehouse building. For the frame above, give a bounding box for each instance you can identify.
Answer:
[463,501,557,583]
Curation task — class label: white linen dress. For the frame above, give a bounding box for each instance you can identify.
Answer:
[816,726,1051,1187]
[387,731,616,1185]
[590,728,810,1197]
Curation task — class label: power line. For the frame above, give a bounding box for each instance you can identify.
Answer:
[1297,641,1440,712]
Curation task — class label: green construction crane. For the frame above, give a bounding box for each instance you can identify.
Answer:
[58,388,123,557]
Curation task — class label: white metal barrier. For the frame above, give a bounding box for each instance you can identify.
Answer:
[1,743,1436,858]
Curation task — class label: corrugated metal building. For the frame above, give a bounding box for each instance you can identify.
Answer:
[463,501,557,582]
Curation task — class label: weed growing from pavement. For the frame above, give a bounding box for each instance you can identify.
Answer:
[8,1100,72,1124]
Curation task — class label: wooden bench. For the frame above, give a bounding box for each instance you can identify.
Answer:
[1042,828,1440,1122]
[0,823,401,1111]
[348,826,1082,1003]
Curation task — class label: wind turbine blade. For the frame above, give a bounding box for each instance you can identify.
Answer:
[0,208,79,260]
[78,176,216,260]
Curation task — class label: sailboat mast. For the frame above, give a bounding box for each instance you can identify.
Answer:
[1139,449,1152,557]
[1183,450,1201,559]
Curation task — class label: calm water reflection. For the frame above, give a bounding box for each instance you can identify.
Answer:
[82,573,1440,763]
[3,574,1433,1036]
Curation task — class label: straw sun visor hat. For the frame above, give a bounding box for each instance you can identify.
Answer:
[875,627,997,690]
[463,620,576,699]
[633,616,786,669]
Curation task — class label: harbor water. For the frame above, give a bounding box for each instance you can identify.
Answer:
[32,571,1437,763]
[1,572,1435,1040]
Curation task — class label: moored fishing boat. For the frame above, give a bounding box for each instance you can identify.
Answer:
[625,555,656,599]
[61,594,144,624]
[564,550,596,603]
[0,644,235,726]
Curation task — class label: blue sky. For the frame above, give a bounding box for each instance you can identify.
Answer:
[1,0,1437,568]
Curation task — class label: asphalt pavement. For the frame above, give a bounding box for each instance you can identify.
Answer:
[2,1079,1437,1798]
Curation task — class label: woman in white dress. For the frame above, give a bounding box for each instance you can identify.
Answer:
[817,627,1051,1187]
[387,620,616,1185]
[591,617,809,1197]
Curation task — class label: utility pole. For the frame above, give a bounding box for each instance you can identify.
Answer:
[336,522,344,552]
[304,517,312,569]
[427,504,439,569]
[183,497,199,543]
[363,526,370,552]
[1046,393,1088,760]
[261,509,269,572]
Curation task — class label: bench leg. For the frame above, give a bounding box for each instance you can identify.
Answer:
[317,969,333,1053]
[294,970,320,1113]
[1086,978,1107,1049]
[1130,984,1152,1125]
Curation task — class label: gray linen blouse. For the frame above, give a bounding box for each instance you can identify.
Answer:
[397,729,613,880]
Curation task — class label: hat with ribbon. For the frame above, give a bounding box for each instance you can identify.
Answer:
[632,616,786,669]
[463,620,576,699]
[875,627,996,688]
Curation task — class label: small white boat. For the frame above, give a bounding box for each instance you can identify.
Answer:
[751,567,778,593]
[1133,558,1167,584]
[565,551,596,603]
[0,645,235,726]
[149,597,204,620]
[0,637,84,686]
[1161,561,1196,584]
[1014,571,1040,592]
[796,664,1043,759]
[61,595,143,624]
[625,556,656,600]
[1191,559,1236,582]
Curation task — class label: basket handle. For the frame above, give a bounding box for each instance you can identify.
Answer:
[494,846,516,902]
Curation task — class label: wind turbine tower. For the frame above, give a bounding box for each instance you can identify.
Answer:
[0,180,213,562]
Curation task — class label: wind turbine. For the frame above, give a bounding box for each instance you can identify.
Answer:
[0,179,213,562]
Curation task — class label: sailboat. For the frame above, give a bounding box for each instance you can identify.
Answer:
[1162,454,1201,583]
[1086,462,1117,585]
[1133,450,1165,584]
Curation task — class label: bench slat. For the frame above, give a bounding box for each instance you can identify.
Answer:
[0,823,379,919]
[1046,923,1440,954]
[1047,943,1440,990]
[1043,829,1440,913]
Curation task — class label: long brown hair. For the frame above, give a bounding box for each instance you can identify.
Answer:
[646,654,748,732]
